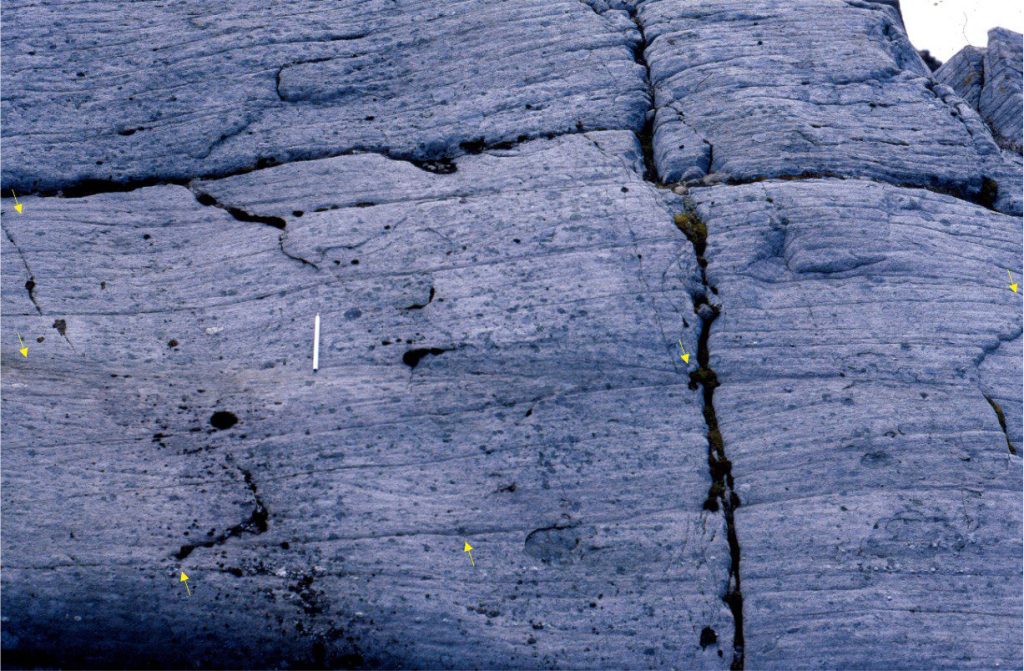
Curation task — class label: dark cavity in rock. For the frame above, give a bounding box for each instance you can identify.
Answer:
[210,411,238,430]
[403,347,448,369]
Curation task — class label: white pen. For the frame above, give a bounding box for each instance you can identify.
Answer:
[313,313,320,372]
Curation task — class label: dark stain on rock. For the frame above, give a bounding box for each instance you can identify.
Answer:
[175,463,267,560]
[861,450,893,467]
[52,319,67,336]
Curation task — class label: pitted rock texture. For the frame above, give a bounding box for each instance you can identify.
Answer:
[2,134,737,669]
[2,0,1022,669]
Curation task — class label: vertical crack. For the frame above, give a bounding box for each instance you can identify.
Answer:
[675,207,745,670]
[983,395,1017,455]
[628,2,745,663]
[3,221,43,314]
[628,5,658,183]
[628,2,746,663]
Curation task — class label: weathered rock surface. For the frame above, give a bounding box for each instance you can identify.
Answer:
[0,0,647,192]
[689,179,1022,669]
[935,45,986,107]
[641,1,1011,204]
[938,28,1023,155]
[2,0,1022,669]
[2,133,741,668]
[981,29,1023,154]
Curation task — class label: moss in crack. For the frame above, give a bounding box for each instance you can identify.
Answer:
[679,203,745,670]
[638,113,657,183]
[674,211,708,253]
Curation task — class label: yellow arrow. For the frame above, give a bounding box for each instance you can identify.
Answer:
[678,340,690,364]
[1008,270,1018,294]
[11,190,22,214]
[180,571,191,597]
[463,541,475,567]
[17,333,28,358]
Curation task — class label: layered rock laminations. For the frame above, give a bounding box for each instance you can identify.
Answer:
[938,28,1024,154]
[2,1,1021,669]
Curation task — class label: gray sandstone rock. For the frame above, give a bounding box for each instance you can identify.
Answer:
[1,0,1021,669]
[2,133,740,668]
[691,179,1022,669]
[0,1,648,193]
[937,29,1023,155]
[641,0,1009,203]
[935,45,986,107]
[981,28,1024,153]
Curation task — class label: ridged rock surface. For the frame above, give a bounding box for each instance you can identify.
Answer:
[0,0,647,192]
[643,1,1002,196]
[692,180,1022,668]
[938,28,1024,154]
[935,45,986,107]
[2,1,1021,669]
[2,134,739,669]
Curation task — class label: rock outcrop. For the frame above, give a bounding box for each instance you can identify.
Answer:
[2,1,1021,669]
[938,28,1024,154]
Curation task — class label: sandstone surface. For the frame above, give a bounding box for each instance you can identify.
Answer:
[2,1,1021,669]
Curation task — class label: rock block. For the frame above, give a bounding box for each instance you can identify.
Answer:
[935,45,986,108]
[1,133,738,668]
[642,0,1009,209]
[0,1,647,193]
[691,178,1023,669]
[981,28,1023,153]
